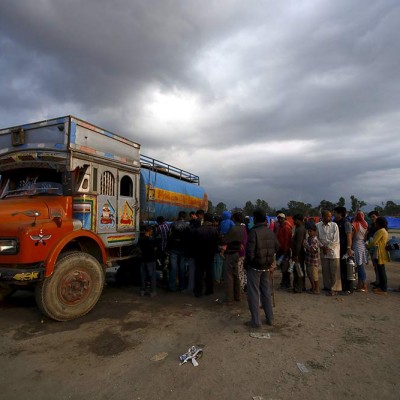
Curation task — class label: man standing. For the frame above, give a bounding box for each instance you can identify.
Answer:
[291,214,306,293]
[333,206,354,295]
[276,213,293,289]
[155,216,170,288]
[245,209,279,328]
[189,211,199,228]
[195,209,205,227]
[316,210,341,296]
[168,211,189,291]
[184,217,198,293]
[193,213,219,297]
[222,212,245,304]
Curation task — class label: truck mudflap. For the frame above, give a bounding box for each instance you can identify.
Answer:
[0,266,45,283]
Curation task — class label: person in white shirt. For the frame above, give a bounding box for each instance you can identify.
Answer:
[316,210,342,296]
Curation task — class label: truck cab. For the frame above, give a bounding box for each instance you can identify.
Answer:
[0,116,141,320]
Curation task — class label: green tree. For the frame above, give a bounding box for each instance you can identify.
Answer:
[207,200,214,214]
[286,201,313,216]
[243,201,255,217]
[318,200,336,211]
[255,199,271,214]
[350,195,367,214]
[214,202,227,216]
[374,205,384,215]
[337,197,346,207]
[383,200,400,216]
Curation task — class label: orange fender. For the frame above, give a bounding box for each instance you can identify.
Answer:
[44,230,107,277]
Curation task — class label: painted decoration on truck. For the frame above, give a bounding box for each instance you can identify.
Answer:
[107,233,136,245]
[100,200,115,227]
[73,196,96,231]
[119,201,133,226]
[147,186,206,209]
[98,232,137,248]
[30,229,52,246]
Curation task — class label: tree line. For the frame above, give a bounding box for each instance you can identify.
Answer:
[208,196,400,217]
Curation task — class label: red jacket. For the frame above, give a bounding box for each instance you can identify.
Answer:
[277,221,292,252]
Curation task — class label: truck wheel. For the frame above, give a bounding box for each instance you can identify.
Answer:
[35,252,105,321]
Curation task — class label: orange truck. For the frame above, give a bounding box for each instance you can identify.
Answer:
[0,116,207,320]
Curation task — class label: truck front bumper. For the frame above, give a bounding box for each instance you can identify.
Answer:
[0,266,45,283]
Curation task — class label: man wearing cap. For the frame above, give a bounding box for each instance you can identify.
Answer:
[276,213,293,289]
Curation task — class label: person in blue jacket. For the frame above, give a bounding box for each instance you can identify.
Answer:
[220,211,235,235]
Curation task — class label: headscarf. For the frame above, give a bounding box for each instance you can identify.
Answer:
[352,211,368,232]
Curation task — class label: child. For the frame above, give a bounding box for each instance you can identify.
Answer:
[138,225,158,297]
[303,224,322,294]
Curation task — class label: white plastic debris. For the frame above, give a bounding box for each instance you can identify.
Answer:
[296,362,309,373]
[249,332,271,339]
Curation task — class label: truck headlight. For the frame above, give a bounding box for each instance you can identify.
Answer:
[0,239,19,255]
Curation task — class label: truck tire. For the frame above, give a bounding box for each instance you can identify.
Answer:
[35,252,105,321]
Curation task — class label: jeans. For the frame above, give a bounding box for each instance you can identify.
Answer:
[377,264,387,292]
[373,258,380,285]
[194,254,214,296]
[357,263,367,282]
[246,268,273,326]
[223,252,241,302]
[186,257,196,291]
[169,250,186,291]
[213,253,224,282]
[140,261,157,293]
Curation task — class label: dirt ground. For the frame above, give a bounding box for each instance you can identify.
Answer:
[1,258,399,400]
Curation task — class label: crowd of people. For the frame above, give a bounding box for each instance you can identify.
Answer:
[285,208,391,297]
[138,207,393,329]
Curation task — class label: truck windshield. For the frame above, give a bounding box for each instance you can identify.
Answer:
[2,180,63,198]
[0,169,64,199]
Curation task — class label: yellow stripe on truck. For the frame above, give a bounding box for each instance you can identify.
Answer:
[150,187,204,208]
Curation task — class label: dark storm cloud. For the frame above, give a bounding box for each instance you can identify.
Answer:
[0,1,258,114]
[1,0,399,209]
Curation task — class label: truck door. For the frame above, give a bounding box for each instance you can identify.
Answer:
[97,166,117,234]
[117,171,139,232]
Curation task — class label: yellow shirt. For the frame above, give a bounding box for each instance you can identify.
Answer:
[369,228,390,264]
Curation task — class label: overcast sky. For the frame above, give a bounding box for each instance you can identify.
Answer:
[1,0,399,211]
